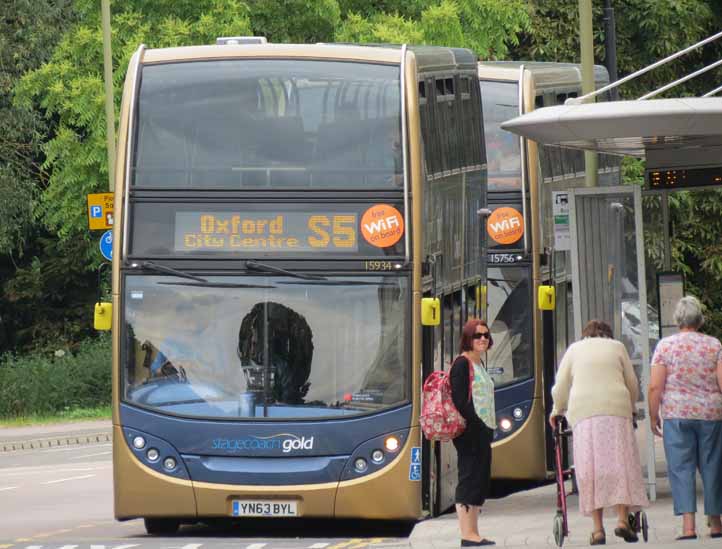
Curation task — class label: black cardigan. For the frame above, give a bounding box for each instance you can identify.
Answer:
[450,355,486,452]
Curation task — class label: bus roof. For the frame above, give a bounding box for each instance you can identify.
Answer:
[141,43,477,71]
[478,61,608,88]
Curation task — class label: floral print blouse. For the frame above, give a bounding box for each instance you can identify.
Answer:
[651,331,722,420]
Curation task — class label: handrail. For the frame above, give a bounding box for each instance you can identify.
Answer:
[703,83,722,97]
[566,29,722,104]
[639,58,722,100]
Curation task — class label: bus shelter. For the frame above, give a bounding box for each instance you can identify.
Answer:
[501,95,722,500]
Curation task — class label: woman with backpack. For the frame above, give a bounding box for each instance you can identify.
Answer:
[450,318,497,547]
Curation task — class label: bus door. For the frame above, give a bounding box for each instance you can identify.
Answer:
[568,184,657,499]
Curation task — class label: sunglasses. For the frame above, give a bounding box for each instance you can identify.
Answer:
[472,332,491,340]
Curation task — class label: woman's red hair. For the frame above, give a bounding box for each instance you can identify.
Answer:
[459,318,493,352]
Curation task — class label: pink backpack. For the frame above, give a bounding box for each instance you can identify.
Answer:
[420,357,473,442]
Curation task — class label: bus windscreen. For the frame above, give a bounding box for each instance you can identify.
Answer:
[122,275,409,419]
[479,80,522,192]
[133,59,402,189]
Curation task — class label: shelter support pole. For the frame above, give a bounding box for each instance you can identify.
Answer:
[662,192,672,271]
[101,0,116,192]
[579,0,598,187]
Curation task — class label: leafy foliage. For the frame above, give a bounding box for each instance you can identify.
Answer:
[0,334,111,417]
[0,0,76,254]
[514,0,719,98]
[337,0,530,58]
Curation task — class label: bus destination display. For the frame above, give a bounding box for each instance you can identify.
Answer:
[175,211,359,252]
[646,166,722,190]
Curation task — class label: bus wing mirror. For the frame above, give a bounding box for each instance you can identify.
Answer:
[421,297,441,326]
[537,285,555,311]
[94,302,113,331]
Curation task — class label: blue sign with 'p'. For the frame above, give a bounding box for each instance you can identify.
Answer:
[90,205,102,218]
[99,229,113,261]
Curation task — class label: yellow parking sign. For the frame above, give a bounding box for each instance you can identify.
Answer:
[87,193,114,230]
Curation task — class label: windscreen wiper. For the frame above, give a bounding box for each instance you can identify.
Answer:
[137,261,208,283]
[158,281,275,289]
[279,280,398,286]
[245,260,327,281]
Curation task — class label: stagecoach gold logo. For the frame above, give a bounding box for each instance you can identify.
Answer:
[212,434,315,453]
[175,212,358,252]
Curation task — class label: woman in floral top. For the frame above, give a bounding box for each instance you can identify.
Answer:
[649,295,722,540]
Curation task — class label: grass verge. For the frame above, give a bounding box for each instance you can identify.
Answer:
[0,405,112,427]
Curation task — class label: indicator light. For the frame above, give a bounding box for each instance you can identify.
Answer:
[384,436,400,452]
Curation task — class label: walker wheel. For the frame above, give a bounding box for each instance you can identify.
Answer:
[640,511,649,542]
[553,512,564,547]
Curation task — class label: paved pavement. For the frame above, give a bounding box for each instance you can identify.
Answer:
[410,433,719,548]
[2,421,719,548]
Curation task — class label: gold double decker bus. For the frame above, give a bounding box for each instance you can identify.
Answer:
[477,62,621,481]
[96,40,487,533]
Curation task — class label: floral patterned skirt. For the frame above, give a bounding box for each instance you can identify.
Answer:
[572,415,649,516]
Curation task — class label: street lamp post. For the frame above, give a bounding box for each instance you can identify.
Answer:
[101,0,116,192]
[579,0,598,187]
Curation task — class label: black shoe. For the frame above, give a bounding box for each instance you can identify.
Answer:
[461,540,496,547]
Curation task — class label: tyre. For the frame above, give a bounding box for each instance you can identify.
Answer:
[144,517,180,535]
[553,513,564,547]
[640,511,649,542]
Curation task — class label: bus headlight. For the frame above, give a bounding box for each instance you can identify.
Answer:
[513,407,524,420]
[499,418,513,432]
[371,449,385,464]
[384,436,400,452]
[132,436,146,449]
[146,448,160,462]
[163,457,177,471]
[354,458,368,472]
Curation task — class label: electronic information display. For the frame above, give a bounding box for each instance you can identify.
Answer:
[172,204,405,254]
[646,166,722,190]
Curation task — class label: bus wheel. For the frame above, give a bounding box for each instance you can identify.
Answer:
[144,517,180,535]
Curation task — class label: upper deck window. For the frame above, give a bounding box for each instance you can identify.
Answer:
[479,80,522,192]
[133,60,402,190]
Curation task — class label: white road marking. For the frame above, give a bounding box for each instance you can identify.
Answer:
[0,466,108,478]
[309,544,330,548]
[89,545,139,549]
[0,486,18,491]
[68,451,112,459]
[246,544,267,549]
[42,473,95,484]
[34,529,73,538]
[58,545,79,549]
[168,545,203,549]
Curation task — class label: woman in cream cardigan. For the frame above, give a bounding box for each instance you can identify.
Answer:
[550,319,649,545]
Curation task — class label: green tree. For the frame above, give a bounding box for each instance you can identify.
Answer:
[0,0,76,255]
[514,0,719,98]
[337,0,530,58]
[15,0,252,257]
